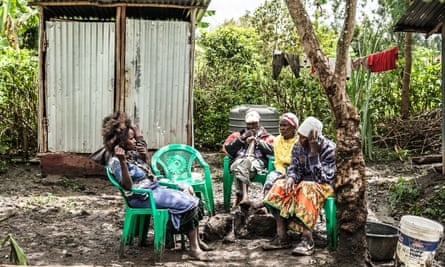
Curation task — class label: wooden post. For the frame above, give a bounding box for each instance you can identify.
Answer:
[115,6,126,112]
[441,26,445,175]
[188,8,197,146]
[38,6,47,153]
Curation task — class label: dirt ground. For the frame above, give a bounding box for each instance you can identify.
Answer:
[0,153,444,267]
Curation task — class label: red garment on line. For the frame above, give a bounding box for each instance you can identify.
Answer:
[368,46,398,72]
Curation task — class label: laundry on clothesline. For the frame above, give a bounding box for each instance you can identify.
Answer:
[273,46,399,80]
[272,50,300,80]
[367,46,398,72]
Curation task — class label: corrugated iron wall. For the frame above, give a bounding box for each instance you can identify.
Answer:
[45,21,115,153]
[125,19,191,149]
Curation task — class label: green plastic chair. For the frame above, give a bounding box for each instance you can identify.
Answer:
[222,156,337,249]
[222,155,275,212]
[151,144,215,216]
[323,196,337,249]
[105,166,170,258]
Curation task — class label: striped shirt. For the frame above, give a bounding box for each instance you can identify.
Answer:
[287,137,336,185]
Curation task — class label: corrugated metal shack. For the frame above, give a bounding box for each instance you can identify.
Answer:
[28,0,211,176]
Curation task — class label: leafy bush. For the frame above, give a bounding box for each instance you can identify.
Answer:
[421,185,445,221]
[388,177,445,222]
[0,48,38,158]
[194,26,266,150]
[194,21,336,150]
[388,177,422,210]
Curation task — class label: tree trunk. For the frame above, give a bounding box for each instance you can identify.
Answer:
[401,32,412,119]
[285,0,371,266]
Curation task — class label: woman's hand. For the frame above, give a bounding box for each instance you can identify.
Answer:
[285,177,295,194]
[276,173,285,180]
[241,130,258,143]
[114,146,126,161]
[132,124,142,137]
[136,145,146,156]
[240,130,251,141]
[246,136,257,144]
[308,129,323,154]
[132,124,147,157]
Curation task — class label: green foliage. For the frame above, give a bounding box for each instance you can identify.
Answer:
[389,179,445,222]
[388,177,422,210]
[345,7,441,160]
[409,47,442,113]
[245,1,302,58]
[199,26,260,69]
[193,2,338,150]
[0,0,39,49]
[1,234,28,265]
[60,177,86,191]
[420,185,445,220]
[0,158,7,173]
[0,0,441,163]
[194,25,266,150]
[0,47,38,157]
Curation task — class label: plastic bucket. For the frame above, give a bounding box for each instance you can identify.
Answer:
[366,221,399,261]
[396,215,444,267]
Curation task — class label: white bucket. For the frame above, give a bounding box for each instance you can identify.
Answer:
[396,215,444,267]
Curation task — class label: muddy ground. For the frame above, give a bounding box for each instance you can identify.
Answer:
[0,153,444,267]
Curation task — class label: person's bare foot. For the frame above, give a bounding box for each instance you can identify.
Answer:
[199,240,214,251]
[223,231,235,243]
[189,249,209,261]
[239,199,251,209]
[239,199,264,209]
[232,196,242,208]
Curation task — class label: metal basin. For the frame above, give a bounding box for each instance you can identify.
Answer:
[366,221,399,261]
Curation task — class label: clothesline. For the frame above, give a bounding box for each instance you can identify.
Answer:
[272,46,399,80]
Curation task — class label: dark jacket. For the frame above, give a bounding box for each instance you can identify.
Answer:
[224,127,274,167]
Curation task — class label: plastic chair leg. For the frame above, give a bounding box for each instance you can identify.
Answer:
[198,185,214,216]
[137,215,151,246]
[223,174,234,212]
[323,197,337,249]
[205,185,215,216]
[153,210,169,257]
[120,212,134,256]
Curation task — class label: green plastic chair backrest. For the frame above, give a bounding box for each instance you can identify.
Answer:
[151,144,211,180]
[106,166,131,207]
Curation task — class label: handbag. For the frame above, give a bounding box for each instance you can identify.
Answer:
[89,146,111,166]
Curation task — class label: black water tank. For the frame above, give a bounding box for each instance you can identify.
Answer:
[229,104,279,135]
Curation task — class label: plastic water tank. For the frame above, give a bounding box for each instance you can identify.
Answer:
[229,104,279,135]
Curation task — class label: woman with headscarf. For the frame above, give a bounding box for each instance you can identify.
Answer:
[244,112,299,212]
[262,116,336,256]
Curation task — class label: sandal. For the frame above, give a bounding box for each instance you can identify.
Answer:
[292,237,314,256]
[262,235,292,251]
[255,207,268,215]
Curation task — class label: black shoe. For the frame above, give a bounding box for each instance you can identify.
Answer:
[262,235,292,251]
[291,237,314,256]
